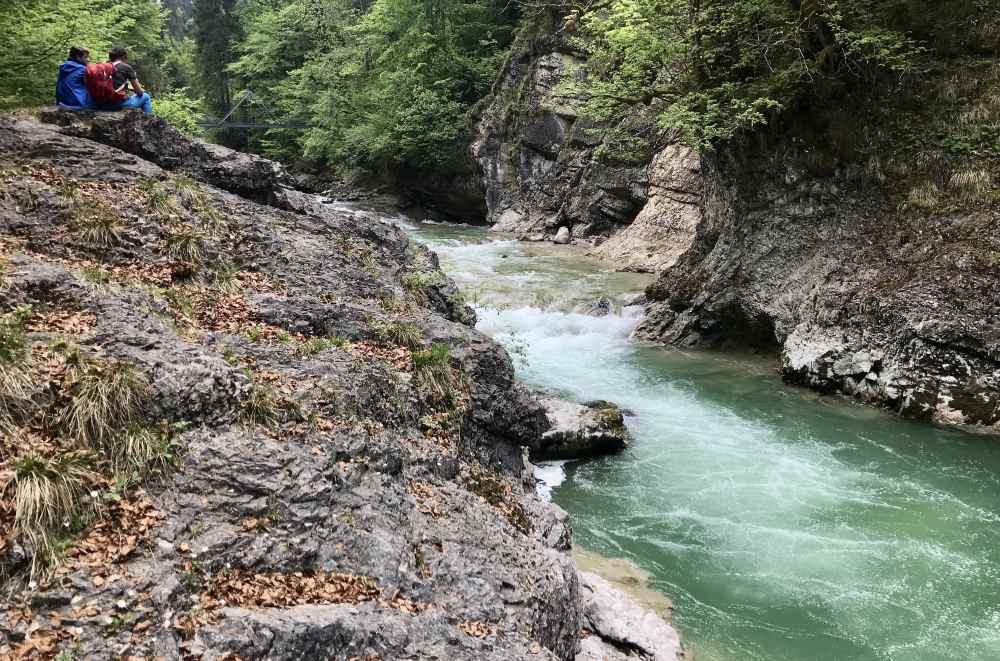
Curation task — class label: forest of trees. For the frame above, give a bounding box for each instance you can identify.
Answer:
[1,0,995,184]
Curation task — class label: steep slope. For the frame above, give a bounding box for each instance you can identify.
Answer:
[0,111,682,660]
[472,29,653,250]
[635,136,1000,429]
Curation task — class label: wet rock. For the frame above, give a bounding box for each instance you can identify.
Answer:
[533,398,630,460]
[577,571,683,661]
[473,48,648,239]
[585,298,612,317]
[553,226,572,244]
[622,292,647,307]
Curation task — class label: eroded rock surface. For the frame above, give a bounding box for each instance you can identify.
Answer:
[634,142,1000,429]
[533,398,630,460]
[473,43,649,242]
[0,111,679,659]
[576,572,683,661]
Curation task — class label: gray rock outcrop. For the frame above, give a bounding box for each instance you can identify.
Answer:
[576,571,684,661]
[533,398,630,460]
[472,41,650,241]
[0,111,680,659]
[634,139,1000,429]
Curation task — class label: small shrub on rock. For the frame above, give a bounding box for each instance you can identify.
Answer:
[165,226,208,265]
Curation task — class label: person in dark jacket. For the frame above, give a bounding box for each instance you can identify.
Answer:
[97,47,153,114]
[55,46,95,110]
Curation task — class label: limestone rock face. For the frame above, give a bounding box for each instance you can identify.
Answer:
[576,571,684,661]
[472,43,648,240]
[588,144,701,273]
[0,110,600,660]
[635,141,1000,430]
[534,398,630,460]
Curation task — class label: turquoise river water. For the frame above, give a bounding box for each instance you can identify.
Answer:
[403,218,1000,661]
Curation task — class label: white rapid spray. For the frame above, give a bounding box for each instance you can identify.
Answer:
[409,219,1000,661]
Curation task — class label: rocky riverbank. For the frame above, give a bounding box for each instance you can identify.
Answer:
[0,111,681,660]
[473,20,1000,431]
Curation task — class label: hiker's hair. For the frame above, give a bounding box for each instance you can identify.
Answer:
[69,46,90,62]
[109,47,128,62]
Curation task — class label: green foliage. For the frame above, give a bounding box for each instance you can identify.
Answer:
[0,306,32,366]
[154,89,206,137]
[192,0,243,117]
[566,0,991,151]
[0,0,167,109]
[226,0,517,173]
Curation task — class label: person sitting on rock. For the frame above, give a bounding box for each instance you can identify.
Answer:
[55,46,96,110]
[97,47,154,114]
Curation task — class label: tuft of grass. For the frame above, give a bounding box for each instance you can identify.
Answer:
[958,102,1000,127]
[373,321,423,349]
[76,209,123,247]
[211,261,241,292]
[413,343,457,405]
[0,255,10,292]
[948,168,994,203]
[401,271,442,304]
[163,286,196,320]
[165,226,207,264]
[171,176,204,209]
[80,264,112,288]
[0,307,33,432]
[109,425,173,478]
[899,181,942,212]
[59,359,149,451]
[138,178,175,215]
[299,336,350,355]
[241,384,280,427]
[8,452,95,567]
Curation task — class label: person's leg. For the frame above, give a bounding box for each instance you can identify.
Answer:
[118,93,153,114]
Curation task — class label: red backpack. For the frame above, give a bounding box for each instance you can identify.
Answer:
[85,62,127,104]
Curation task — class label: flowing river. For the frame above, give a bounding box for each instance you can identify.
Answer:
[401,217,1000,661]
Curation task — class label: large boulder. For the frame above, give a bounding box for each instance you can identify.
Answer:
[576,571,684,661]
[533,398,630,460]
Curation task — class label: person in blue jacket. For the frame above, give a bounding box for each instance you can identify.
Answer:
[55,46,96,110]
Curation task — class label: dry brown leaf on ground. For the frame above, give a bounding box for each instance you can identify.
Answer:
[458,620,498,638]
[349,342,413,372]
[203,570,380,610]
[26,309,97,335]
